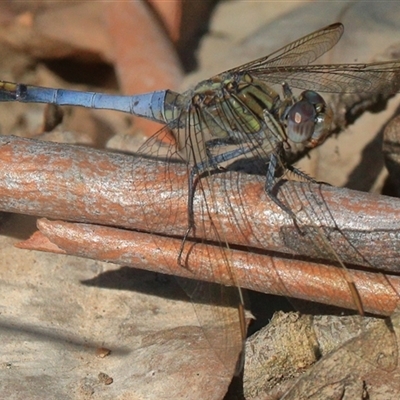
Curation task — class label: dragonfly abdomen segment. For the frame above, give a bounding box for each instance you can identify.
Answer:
[0,80,182,126]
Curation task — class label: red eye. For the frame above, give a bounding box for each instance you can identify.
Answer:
[286,99,316,143]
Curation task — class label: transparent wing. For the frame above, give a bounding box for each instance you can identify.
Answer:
[225,22,400,95]
[244,61,400,94]
[128,21,400,394]
[130,115,246,376]
[230,23,344,72]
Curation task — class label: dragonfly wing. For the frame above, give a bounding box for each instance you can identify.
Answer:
[131,117,246,376]
[175,250,246,375]
[174,106,247,373]
[244,61,400,94]
[231,23,344,73]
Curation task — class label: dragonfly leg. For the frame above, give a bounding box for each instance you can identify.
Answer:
[187,138,257,230]
[177,166,199,266]
[265,152,298,220]
[281,82,296,103]
[266,155,332,222]
[287,165,332,187]
[178,139,258,266]
[287,164,318,183]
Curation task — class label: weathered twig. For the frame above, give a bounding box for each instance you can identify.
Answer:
[20,218,400,316]
[1,135,400,314]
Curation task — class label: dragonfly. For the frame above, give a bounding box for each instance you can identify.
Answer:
[1,22,400,379]
[1,23,400,225]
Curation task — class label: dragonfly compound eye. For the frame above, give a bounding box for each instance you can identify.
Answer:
[286,99,316,143]
[300,90,332,147]
[300,90,326,106]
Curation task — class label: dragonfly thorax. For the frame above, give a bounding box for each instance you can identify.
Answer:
[190,73,282,139]
[178,74,332,170]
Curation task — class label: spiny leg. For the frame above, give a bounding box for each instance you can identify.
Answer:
[177,138,258,265]
[265,151,299,220]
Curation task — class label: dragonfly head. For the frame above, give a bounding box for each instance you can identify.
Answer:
[286,90,332,148]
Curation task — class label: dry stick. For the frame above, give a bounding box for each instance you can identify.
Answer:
[20,218,400,316]
[1,135,400,314]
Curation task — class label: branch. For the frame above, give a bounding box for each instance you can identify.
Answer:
[1,135,400,314]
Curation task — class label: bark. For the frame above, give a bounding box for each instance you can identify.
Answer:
[1,135,400,315]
